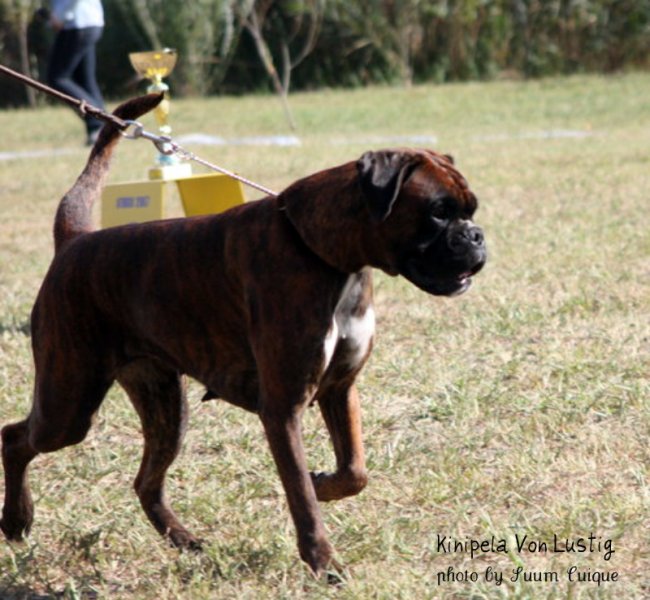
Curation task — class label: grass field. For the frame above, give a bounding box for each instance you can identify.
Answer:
[0,73,648,599]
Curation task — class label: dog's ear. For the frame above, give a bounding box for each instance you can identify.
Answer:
[357,151,417,222]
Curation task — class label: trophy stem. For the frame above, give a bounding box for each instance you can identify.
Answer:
[129,49,192,180]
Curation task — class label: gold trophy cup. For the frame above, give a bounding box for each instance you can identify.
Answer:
[129,48,192,180]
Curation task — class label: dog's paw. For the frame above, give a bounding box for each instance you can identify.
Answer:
[324,560,349,586]
[0,516,30,542]
[299,535,335,578]
[167,528,203,552]
[299,539,349,585]
[310,469,368,502]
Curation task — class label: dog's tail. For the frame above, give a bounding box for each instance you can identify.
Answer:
[53,93,163,253]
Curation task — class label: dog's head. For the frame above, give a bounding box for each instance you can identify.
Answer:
[357,149,486,296]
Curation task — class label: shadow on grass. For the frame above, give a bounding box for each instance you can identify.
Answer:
[0,586,54,600]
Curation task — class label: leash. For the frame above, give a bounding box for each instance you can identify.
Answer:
[0,63,278,198]
[120,121,278,197]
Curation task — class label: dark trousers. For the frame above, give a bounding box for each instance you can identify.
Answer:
[47,26,105,135]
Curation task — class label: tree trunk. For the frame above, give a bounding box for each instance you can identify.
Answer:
[245,10,297,130]
[17,4,36,107]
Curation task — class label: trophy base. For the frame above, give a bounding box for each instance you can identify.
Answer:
[148,162,193,181]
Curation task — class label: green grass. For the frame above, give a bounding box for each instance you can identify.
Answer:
[1,73,649,598]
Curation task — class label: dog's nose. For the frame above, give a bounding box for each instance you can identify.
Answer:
[449,225,485,252]
[467,226,484,247]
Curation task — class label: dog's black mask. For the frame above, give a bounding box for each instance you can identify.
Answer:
[358,150,487,297]
[398,195,487,296]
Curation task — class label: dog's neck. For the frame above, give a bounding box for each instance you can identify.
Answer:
[279,162,389,274]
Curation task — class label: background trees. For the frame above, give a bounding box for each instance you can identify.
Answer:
[1,0,649,107]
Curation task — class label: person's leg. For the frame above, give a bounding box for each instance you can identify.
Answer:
[47,29,90,101]
[72,27,105,138]
[47,28,104,140]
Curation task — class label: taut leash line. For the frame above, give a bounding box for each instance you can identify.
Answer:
[0,63,278,197]
[121,120,278,197]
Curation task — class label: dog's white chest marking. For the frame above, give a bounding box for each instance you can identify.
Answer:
[322,275,375,371]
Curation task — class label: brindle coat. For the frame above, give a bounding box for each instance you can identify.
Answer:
[1,94,486,575]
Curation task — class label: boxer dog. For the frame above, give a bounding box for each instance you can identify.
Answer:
[1,94,486,576]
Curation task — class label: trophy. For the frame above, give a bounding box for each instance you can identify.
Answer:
[129,48,192,180]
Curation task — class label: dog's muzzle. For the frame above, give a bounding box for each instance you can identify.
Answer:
[446,223,486,295]
[399,221,487,297]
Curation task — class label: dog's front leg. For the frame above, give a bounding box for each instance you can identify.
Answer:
[312,383,368,501]
[260,404,333,576]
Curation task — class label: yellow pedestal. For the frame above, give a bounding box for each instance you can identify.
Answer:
[176,173,245,217]
[101,172,246,228]
[101,180,167,228]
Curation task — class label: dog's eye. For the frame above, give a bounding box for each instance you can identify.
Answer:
[429,198,455,221]
[430,206,448,220]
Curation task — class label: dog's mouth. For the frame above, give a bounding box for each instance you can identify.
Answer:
[400,260,484,297]
[451,270,475,295]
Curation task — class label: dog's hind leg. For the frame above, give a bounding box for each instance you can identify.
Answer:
[117,360,199,550]
[312,383,368,502]
[0,420,38,540]
[1,371,112,541]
